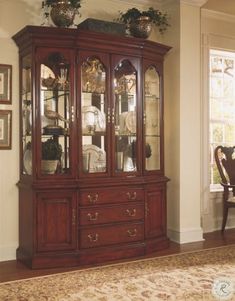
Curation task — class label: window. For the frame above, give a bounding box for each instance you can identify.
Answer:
[210,49,235,190]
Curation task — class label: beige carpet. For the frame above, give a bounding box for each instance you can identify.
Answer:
[1,245,235,301]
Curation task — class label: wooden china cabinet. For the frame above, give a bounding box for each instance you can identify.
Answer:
[13,25,171,269]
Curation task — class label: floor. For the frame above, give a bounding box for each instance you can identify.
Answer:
[0,228,235,283]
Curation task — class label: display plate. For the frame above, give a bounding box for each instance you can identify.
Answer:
[82,106,106,133]
[82,144,106,172]
[125,111,136,134]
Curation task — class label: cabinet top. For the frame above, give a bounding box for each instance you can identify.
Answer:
[12,25,171,58]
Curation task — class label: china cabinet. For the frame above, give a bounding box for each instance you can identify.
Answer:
[13,25,170,269]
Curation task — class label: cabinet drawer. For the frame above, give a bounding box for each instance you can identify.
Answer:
[80,222,144,249]
[80,202,144,226]
[80,188,144,206]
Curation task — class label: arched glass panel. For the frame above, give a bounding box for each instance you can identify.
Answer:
[144,66,160,171]
[22,54,32,175]
[40,52,71,175]
[114,60,137,172]
[81,57,107,174]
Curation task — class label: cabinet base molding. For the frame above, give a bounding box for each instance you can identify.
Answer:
[17,238,170,269]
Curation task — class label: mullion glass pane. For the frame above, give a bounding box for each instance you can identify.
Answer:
[114,60,137,173]
[144,66,160,171]
[40,52,71,175]
[81,57,107,174]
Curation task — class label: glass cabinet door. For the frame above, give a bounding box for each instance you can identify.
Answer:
[22,54,32,175]
[40,51,72,175]
[144,66,161,171]
[114,60,137,173]
[81,56,107,174]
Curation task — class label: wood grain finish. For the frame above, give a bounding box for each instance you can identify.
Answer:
[80,222,144,249]
[80,188,144,206]
[80,202,144,225]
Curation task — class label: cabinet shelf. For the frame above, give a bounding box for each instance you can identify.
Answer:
[82,131,106,136]
[115,133,137,137]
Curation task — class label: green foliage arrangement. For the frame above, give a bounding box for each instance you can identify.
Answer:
[117,7,170,34]
[42,0,81,10]
[42,138,62,160]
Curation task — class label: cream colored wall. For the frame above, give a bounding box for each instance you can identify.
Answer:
[162,1,181,239]
[0,0,170,262]
[201,9,235,232]
[179,3,202,241]
[164,2,203,243]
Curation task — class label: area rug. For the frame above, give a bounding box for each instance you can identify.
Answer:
[0,245,235,301]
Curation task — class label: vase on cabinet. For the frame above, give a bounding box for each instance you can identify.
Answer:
[129,16,152,39]
[50,1,76,27]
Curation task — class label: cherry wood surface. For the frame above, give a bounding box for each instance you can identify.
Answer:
[1,229,235,283]
[13,26,171,269]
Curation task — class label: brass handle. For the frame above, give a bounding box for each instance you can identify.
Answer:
[88,233,99,242]
[71,106,75,122]
[87,193,99,204]
[143,112,146,125]
[127,229,137,237]
[72,208,76,226]
[111,108,115,124]
[87,212,99,221]
[107,108,111,123]
[125,208,136,217]
[126,192,137,200]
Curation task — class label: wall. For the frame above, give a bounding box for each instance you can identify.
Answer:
[201,8,235,232]
[162,0,181,241]
[164,1,203,243]
[0,0,33,261]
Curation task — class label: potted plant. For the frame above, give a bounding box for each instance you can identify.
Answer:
[41,138,62,174]
[42,0,82,27]
[117,7,170,38]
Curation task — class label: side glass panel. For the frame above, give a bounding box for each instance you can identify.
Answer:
[40,52,71,175]
[22,54,32,175]
[81,57,106,174]
[144,66,160,171]
[114,60,137,172]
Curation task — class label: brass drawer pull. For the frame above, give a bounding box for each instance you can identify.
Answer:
[88,233,99,242]
[127,229,137,237]
[107,107,111,123]
[87,212,99,221]
[87,193,99,204]
[125,209,136,217]
[126,192,137,200]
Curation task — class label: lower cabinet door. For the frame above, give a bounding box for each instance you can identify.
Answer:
[145,187,166,239]
[36,191,77,252]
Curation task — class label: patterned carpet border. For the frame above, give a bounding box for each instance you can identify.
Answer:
[0,244,235,300]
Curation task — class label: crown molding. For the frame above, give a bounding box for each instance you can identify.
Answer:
[180,0,208,7]
[202,8,235,23]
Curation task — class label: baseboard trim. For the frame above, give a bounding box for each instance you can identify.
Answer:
[167,227,204,244]
[0,244,17,262]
